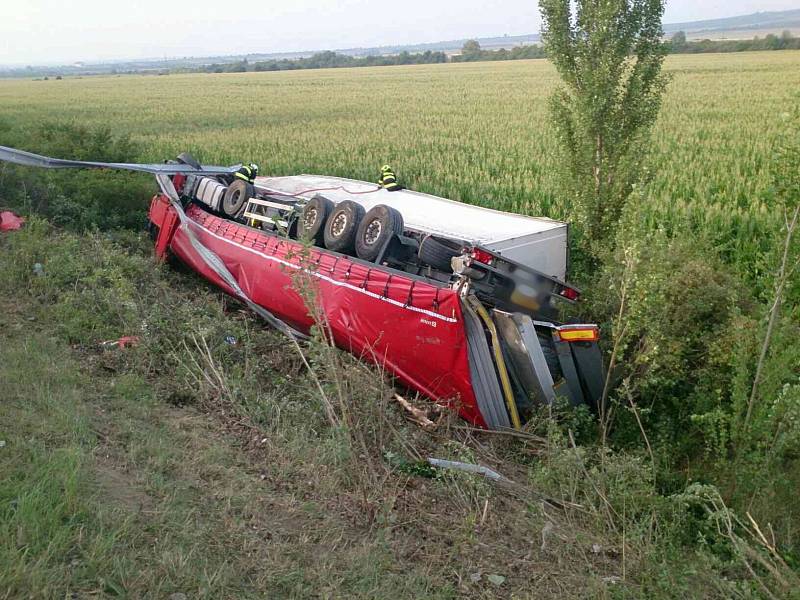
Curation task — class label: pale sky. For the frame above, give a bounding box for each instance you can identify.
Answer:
[1,0,798,66]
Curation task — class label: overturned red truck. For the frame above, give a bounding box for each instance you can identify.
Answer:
[0,147,604,430]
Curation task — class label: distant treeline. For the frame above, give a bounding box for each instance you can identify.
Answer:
[450,40,547,62]
[10,31,800,80]
[200,44,545,74]
[197,31,799,75]
[202,50,447,74]
[669,30,800,53]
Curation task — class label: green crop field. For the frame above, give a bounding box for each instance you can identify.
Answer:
[2,51,799,270]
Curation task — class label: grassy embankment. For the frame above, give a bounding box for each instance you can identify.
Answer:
[1,222,704,599]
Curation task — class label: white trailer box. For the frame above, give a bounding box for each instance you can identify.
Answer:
[257,175,569,281]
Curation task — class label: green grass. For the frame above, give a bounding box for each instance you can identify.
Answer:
[0,290,458,599]
[0,226,490,598]
[0,314,268,597]
[1,219,741,599]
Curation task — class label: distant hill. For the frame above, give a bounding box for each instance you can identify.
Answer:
[2,9,800,77]
[663,9,800,36]
[302,9,800,57]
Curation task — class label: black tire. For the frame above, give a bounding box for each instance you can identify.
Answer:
[300,195,334,244]
[221,179,253,217]
[418,235,463,272]
[324,200,365,254]
[537,331,563,382]
[355,205,404,262]
[176,152,202,170]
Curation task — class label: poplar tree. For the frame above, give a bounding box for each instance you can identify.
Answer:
[540,0,668,257]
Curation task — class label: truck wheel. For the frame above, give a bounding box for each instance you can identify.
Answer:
[176,152,202,170]
[324,200,365,254]
[300,195,334,244]
[355,205,404,262]
[418,235,463,272]
[221,180,253,217]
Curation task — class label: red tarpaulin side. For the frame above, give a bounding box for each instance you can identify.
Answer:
[155,199,484,427]
[0,211,24,232]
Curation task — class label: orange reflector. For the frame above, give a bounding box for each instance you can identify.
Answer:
[556,326,600,343]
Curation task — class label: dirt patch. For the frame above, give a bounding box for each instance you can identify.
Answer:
[92,460,155,514]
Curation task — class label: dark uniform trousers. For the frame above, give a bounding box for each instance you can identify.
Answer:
[379,171,402,192]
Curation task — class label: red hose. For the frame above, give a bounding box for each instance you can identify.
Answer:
[264,184,383,198]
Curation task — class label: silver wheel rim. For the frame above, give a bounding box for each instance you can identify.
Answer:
[364,219,382,245]
[331,212,348,237]
[303,207,318,231]
[226,189,242,212]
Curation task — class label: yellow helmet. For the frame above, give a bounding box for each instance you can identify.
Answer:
[381,164,392,172]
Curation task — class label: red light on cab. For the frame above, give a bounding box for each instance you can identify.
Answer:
[560,287,580,301]
[470,248,495,265]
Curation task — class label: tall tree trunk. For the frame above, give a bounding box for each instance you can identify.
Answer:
[744,205,800,431]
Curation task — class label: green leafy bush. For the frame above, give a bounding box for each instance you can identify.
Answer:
[0,121,154,230]
[584,230,746,454]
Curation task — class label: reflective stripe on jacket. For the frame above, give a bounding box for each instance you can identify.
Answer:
[235,166,256,183]
[380,171,399,190]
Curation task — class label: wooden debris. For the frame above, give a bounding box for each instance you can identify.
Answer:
[393,393,438,430]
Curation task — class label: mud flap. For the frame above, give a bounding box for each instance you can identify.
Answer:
[569,342,605,412]
[154,204,179,259]
[462,300,511,429]
[492,311,556,409]
[552,338,586,407]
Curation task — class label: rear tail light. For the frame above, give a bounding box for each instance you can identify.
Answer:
[470,248,495,265]
[555,325,600,343]
[559,286,581,302]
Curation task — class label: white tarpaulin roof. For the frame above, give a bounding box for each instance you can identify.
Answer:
[256,175,565,245]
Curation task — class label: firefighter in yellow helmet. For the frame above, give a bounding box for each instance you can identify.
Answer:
[235,163,259,184]
[378,164,403,192]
